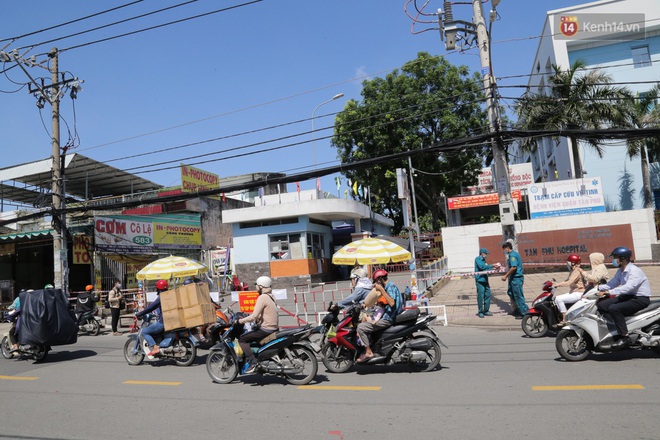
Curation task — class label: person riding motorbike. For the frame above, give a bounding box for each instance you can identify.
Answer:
[134,279,168,356]
[75,285,99,322]
[236,276,279,374]
[7,289,26,352]
[356,269,403,363]
[582,252,610,289]
[597,246,651,349]
[553,254,586,326]
[339,268,373,308]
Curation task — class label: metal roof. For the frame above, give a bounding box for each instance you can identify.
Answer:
[0,153,162,207]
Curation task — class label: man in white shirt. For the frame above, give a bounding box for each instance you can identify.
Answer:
[597,246,651,348]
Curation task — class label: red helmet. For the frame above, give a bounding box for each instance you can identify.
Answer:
[373,269,388,282]
[85,284,94,291]
[567,254,581,265]
[155,279,168,291]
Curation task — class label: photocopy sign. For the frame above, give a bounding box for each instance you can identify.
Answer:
[554,13,645,42]
[181,164,220,197]
[527,178,605,219]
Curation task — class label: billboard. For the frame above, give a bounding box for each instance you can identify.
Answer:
[181,164,220,196]
[466,163,534,194]
[527,178,606,219]
[95,215,202,253]
[448,190,522,210]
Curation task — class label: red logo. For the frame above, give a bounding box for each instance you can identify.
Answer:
[560,16,579,37]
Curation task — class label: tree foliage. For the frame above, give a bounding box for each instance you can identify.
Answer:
[331,52,489,232]
[516,60,628,179]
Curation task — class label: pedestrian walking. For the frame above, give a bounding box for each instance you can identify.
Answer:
[501,239,528,319]
[474,248,500,318]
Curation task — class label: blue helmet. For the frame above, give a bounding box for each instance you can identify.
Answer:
[610,246,632,261]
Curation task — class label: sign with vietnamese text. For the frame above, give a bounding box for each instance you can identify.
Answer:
[466,163,534,194]
[153,221,202,248]
[181,164,220,196]
[448,190,522,210]
[73,235,92,265]
[238,291,259,313]
[527,178,605,219]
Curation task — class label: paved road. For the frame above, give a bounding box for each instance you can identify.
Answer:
[2,326,659,440]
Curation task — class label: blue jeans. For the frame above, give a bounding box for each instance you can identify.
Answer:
[142,322,164,348]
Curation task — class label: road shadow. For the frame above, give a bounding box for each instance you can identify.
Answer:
[554,349,659,362]
[31,349,98,363]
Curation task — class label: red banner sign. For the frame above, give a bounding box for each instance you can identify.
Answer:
[238,291,260,313]
[448,190,522,210]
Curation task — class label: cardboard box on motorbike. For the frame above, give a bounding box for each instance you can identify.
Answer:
[161,283,215,331]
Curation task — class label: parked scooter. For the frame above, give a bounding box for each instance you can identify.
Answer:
[521,280,568,338]
[321,303,444,373]
[123,314,198,366]
[1,310,49,361]
[206,312,318,385]
[556,287,660,361]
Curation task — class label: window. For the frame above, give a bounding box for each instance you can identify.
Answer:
[632,45,651,68]
[269,233,302,260]
[306,233,325,259]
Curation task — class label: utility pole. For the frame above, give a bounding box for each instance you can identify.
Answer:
[49,48,68,293]
[440,0,515,243]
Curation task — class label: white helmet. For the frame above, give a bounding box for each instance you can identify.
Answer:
[256,276,272,288]
[351,268,367,280]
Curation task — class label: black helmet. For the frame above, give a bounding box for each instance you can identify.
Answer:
[610,246,632,261]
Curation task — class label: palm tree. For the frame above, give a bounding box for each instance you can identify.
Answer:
[621,85,660,208]
[517,60,628,179]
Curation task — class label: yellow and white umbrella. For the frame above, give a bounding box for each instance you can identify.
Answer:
[332,237,412,265]
[136,255,208,281]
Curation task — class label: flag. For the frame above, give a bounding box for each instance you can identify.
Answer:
[258,187,264,198]
[358,185,363,197]
[296,182,300,193]
[222,193,226,202]
[316,178,321,191]
[352,181,358,195]
[335,176,341,191]
[344,189,348,199]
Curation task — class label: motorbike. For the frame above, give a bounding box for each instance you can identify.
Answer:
[1,310,49,362]
[206,313,318,385]
[556,287,660,361]
[321,303,445,373]
[195,306,232,350]
[123,314,199,367]
[76,309,102,336]
[521,280,568,338]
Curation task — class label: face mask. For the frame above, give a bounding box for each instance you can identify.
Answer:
[566,262,572,271]
[612,258,620,268]
[117,283,122,288]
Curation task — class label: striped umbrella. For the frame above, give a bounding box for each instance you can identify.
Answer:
[332,237,412,265]
[136,255,208,281]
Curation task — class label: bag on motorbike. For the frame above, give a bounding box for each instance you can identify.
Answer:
[19,288,78,346]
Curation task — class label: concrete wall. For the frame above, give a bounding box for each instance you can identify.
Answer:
[442,209,657,272]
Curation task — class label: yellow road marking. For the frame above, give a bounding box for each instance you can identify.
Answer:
[298,385,381,391]
[533,384,644,391]
[123,380,182,386]
[0,375,38,381]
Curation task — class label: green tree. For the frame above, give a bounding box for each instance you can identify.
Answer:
[618,165,635,211]
[622,85,660,208]
[331,52,489,231]
[516,60,628,179]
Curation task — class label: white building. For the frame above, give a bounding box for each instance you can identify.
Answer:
[510,0,660,210]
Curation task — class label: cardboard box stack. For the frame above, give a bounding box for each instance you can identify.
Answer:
[160,283,216,330]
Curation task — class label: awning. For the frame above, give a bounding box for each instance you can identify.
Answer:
[0,229,53,241]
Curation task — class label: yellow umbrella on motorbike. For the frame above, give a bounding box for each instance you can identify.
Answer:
[332,237,411,265]
[136,255,208,281]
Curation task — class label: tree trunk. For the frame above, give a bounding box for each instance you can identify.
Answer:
[569,136,583,179]
[641,145,653,208]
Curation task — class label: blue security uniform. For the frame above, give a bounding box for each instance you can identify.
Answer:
[506,249,528,315]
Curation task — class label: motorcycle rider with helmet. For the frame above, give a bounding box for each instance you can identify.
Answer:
[339,268,373,308]
[554,254,586,326]
[134,279,168,356]
[597,246,651,349]
[356,269,402,363]
[236,276,279,374]
[76,285,99,321]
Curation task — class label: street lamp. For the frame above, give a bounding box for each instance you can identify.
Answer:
[312,93,344,171]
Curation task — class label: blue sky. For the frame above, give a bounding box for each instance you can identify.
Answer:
[0,0,580,201]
